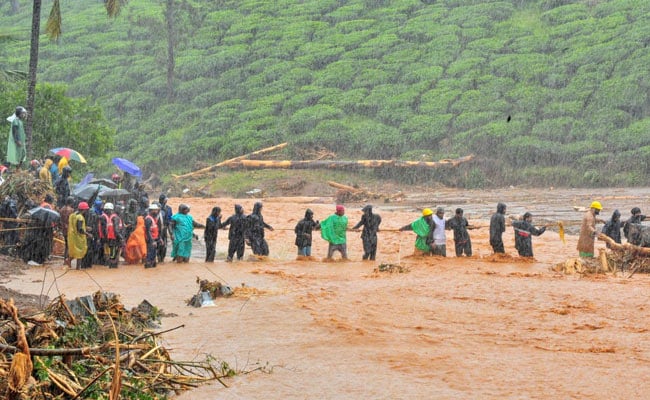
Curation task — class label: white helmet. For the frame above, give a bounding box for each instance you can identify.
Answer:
[104,202,114,210]
[149,203,160,210]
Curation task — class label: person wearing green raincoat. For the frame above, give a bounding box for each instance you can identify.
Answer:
[320,205,349,260]
[400,208,435,254]
[7,106,27,168]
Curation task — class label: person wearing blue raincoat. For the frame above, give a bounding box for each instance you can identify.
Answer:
[170,204,205,263]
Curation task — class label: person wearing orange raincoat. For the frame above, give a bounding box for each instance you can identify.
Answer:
[124,215,147,264]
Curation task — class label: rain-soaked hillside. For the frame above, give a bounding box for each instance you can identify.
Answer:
[1,0,649,187]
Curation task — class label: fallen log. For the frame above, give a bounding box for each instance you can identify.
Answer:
[327,181,363,193]
[172,142,288,179]
[597,233,650,256]
[227,155,474,170]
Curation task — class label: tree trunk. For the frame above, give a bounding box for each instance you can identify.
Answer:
[227,155,474,170]
[165,0,175,101]
[172,143,288,179]
[26,0,42,160]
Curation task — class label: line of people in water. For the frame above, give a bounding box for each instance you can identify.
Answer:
[3,192,646,268]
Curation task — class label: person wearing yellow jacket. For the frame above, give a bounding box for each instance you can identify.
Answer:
[68,202,91,269]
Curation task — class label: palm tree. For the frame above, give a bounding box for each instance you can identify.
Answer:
[25,0,128,158]
[0,34,28,82]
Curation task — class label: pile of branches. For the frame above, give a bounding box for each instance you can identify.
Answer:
[0,170,53,212]
[597,233,650,276]
[0,291,228,399]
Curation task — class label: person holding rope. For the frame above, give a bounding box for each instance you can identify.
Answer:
[295,208,320,257]
[399,208,435,255]
[320,205,349,260]
[446,208,472,257]
[511,212,546,257]
[353,204,381,261]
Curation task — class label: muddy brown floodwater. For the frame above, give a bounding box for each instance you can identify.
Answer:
[5,187,650,399]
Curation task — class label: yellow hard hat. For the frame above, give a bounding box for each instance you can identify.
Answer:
[590,201,603,210]
[422,208,433,216]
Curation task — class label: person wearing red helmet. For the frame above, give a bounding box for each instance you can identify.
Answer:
[68,201,92,269]
[111,173,122,189]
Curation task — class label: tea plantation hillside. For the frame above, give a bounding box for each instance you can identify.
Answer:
[1,0,649,187]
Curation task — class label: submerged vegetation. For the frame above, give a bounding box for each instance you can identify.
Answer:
[1,0,649,187]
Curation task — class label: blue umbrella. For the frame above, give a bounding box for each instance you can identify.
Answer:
[112,157,142,178]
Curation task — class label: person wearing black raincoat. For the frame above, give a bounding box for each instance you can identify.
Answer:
[601,209,622,248]
[220,204,247,262]
[511,212,546,257]
[122,199,139,242]
[54,166,72,208]
[204,206,222,262]
[352,204,382,260]
[489,202,507,254]
[446,208,472,257]
[19,201,51,265]
[0,197,19,253]
[294,209,320,257]
[623,207,646,243]
[246,202,274,256]
[157,194,174,262]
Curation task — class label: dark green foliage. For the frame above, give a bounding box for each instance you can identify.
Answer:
[1,0,650,186]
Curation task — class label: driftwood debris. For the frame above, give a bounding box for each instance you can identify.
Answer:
[327,181,404,203]
[0,292,229,399]
[597,233,650,277]
[173,142,288,179]
[226,155,474,170]
[597,233,650,256]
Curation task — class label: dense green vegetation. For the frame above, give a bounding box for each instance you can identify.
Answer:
[1,0,649,187]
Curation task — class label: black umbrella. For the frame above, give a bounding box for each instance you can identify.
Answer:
[89,178,117,189]
[27,207,60,224]
[72,183,112,201]
[101,188,132,199]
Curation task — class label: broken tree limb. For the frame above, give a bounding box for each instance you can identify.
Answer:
[172,142,288,179]
[597,233,650,256]
[327,181,363,193]
[227,155,474,170]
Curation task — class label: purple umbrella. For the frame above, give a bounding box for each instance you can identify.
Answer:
[112,157,142,178]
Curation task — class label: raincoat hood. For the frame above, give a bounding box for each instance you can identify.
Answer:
[497,203,507,214]
[235,204,243,214]
[612,209,621,221]
[252,202,263,215]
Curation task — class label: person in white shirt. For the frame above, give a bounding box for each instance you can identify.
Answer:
[431,207,447,257]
